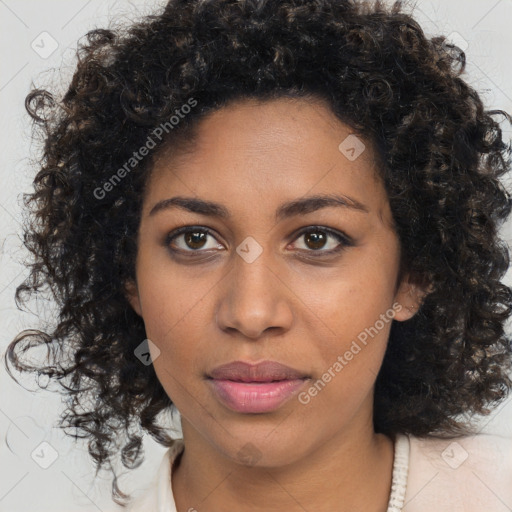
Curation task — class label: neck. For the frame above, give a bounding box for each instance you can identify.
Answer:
[172,416,395,512]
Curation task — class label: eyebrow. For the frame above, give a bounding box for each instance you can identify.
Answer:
[148,193,369,221]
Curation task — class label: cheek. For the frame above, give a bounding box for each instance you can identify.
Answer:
[297,249,398,343]
[323,280,396,352]
[299,281,394,415]
[134,262,214,392]
[138,278,207,405]
[294,253,398,396]
[135,246,211,335]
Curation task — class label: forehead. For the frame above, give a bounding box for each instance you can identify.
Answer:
[144,96,391,226]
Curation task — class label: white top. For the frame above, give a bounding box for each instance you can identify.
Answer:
[126,432,512,512]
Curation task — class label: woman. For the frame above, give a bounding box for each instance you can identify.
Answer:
[5,0,512,510]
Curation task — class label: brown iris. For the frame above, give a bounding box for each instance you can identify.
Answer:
[185,231,208,249]
[303,231,327,250]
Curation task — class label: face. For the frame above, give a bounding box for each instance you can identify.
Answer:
[126,96,424,467]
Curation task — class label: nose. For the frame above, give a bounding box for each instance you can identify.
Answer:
[215,252,294,340]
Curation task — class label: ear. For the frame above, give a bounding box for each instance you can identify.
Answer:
[392,273,433,322]
[124,279,143,317]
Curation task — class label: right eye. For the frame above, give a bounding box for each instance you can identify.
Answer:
[165,226,224,254]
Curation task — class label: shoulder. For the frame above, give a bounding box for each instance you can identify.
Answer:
[125,439,185,512]
[403,432,512,512]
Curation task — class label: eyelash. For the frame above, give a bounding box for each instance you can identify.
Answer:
[164,225,354,259]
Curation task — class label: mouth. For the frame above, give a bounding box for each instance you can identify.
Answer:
[206,360,310,413]
[208,360,309,381]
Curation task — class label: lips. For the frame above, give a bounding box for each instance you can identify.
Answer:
[207,360,310,413]
[208,360,308,382]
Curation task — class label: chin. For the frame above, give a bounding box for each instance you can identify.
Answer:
[207,422,308,468]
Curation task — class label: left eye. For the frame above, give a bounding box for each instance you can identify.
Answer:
[291,227,351,254]
[165,226,352,256]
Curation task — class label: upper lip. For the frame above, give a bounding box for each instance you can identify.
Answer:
[208,360,309,382]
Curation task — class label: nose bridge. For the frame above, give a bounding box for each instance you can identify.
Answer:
[216,242,293,338]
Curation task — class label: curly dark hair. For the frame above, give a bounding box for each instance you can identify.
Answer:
[5,0,512,505]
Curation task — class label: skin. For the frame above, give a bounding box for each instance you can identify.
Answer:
[126,96,427,512]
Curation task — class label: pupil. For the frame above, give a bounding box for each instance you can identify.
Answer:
[305,231,326,250]
[185,231,206,249]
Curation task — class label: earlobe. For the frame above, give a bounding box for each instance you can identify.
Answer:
[393,275,432,322]
[124,279,142,317]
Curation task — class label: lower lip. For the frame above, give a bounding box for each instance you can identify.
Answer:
[208,378,307,413]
